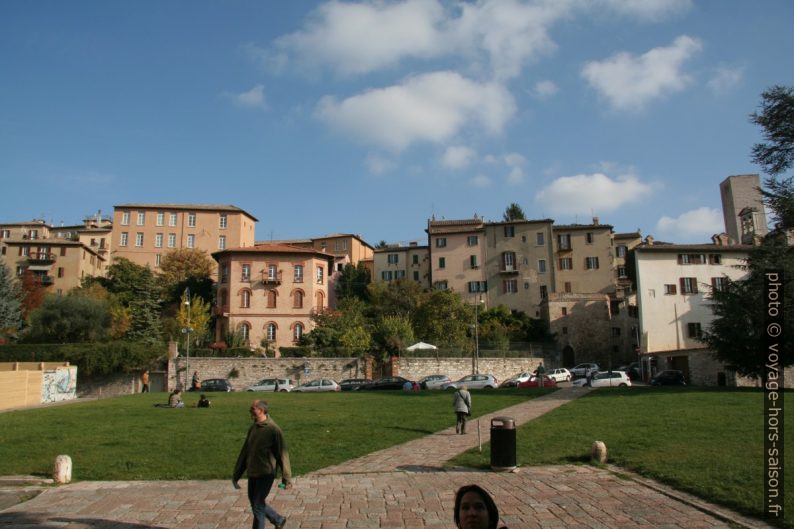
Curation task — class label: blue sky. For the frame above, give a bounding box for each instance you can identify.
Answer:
[2,0,793,245]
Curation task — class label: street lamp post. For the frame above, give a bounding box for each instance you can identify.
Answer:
[473,296,484,374]
[182,288,193,390]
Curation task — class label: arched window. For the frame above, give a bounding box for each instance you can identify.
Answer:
[293,290,304,309]
[293,322,304,342]
[266,323,277,341]
[267,290,277,308]
[239,323,250,342]
[315,290,324,311]
[241,289,251,308]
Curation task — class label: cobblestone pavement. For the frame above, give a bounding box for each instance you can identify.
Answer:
[0,388,773,528]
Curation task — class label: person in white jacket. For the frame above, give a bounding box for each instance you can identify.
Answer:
[452,385,472,434]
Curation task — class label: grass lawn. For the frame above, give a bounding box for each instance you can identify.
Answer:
[0,388,537,480]
[450,386,794,527]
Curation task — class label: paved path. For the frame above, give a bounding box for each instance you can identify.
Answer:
[0,387,774,529]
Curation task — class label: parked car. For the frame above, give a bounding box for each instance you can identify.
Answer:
[650,370,686,386]
[571,374,592,387]
[518,375,558,388]
[570,363,600,378]
[442,374,498,390]
[195,378,233,392]
[338,378,371,391]
[418,374,451,390]
[292,378,341,392]
[245,378,295,392]
[589,370,632,388]
[359,376,415,390]
[499,371,533,388]
[547,368,572,382]
[617,362,642,381]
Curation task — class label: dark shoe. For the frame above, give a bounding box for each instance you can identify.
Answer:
[274,517,287,529]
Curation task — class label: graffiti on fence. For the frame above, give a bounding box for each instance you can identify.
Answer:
[41,366,77,403]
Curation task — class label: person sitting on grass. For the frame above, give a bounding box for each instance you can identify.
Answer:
[197,394,211,408]
[168,389,185,408]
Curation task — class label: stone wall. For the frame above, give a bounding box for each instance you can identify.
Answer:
[396,356,545,384]
[77,372,139,398]
[651,349,794,388]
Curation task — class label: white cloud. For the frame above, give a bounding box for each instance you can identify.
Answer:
[656,207,724,239]
[534,172,652,214]
[223,85,268,110]
[581,35,702,111]
[595,0,693,20]
[364,153,395,174]
[315,71,515,151]
[470,174,492,188]
[441,145,476,169]
[707,65,744,95]
[504,153,526,185]
[533,80,558,98]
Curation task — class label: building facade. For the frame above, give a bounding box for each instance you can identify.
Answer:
[552,222,616,295]
[373,243,430,287]
[719,174,768,244]
[212,243,333,355]
[426,217,486,303]
[112,204,257,272]
[266,234,375,272]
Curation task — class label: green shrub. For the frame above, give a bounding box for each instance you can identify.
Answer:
[0,341,165,376]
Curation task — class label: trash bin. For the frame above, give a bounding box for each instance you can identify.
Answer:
[490,416,516,471]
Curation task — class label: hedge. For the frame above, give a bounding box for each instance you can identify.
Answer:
[0,342,166,376]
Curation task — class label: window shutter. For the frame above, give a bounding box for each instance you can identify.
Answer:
[680,277,686,293]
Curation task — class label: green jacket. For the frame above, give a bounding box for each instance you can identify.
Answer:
[233,418,292,482]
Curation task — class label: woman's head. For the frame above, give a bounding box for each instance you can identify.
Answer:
[454,484,498,529]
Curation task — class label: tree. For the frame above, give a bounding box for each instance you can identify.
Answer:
[124,282,163,344]
[19,271,46,318]
[413,289,473,348]
[87,258,159,306]
[750,85,794,176]
[158,248,215,304]
[502,202,526,221]
[0,264,23,340]
[373,314,415,360]
[176,291,212,346]
[367,278,426,325]
[335,262,371,301]
[25,294,112,343]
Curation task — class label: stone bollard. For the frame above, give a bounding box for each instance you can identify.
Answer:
[53,455,72,484]
[591,441,607,464]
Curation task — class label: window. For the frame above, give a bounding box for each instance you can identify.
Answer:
[57,267,64,278]
[562,326,568,335]
[712,276,728,292]
[0,229,9,238]
[564,281,572,293]
[156,212,164,226]
[413,271,419,281]
[618,266,627,278]
[241,290,251,308]
[687,322,702,338]
[293,290,304,308]
[382,271,393,281]
[709,254,722,264]
[559,257,573,270]
[218,235,226,250]
[412,254,419,265]
[267,291,277,308]
[154,233,163,248]
[503,279,517,293]
[664,284,677,295]
[169,213,177,227]
[388,254,399,264]
[468,281,487,293]
[502,251,516,271]
[617,245,627,257]
[120,232,128,246]
[293,323,304,341]
[536,232,544,246]
[60,246,67,256]
[435,281,448,290]
[188,213,196,227]
[293,265,304,282]
[504,226,515,238]
[121,211,130,225]
[168,233,176,248]
[137,212,145,226]
[561,307,568,316]
[680,277,698,294]
[266,323,277,341]
[435,237,447,248]
[467,235,478,246]
[0,247,5,256]
[316,266,324,284]
[585,256,599,269]
[221,264,229,283]
[612,327,621,337]
[470,255,478,268]
[540,285,548,299]
[268,264,278,280]
[29,230,38,240]
[557,234,571,250]
[585,232,594,244]
[241,264,251,281]
[678,253,706,264]
[240,323,250,342]
[187,234,195,248]
[315,291,324,310]
[155,254,161,267]
[219,214,227,229]
[438,257,445,269]
[334,239,347,251]
[538,259,546,273]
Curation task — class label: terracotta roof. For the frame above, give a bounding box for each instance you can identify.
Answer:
[635,243,752,252]
[614,231,642,239]
[212,243,332,259]
[553,223,614,231]
[114,204,258,221]
[486,218,554,226]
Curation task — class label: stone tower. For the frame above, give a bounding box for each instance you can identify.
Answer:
[719,174,768,244]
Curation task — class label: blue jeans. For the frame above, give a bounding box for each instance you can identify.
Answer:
[247,477,285,529]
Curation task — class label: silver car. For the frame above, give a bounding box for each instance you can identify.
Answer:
[292,378,341,392]
[245,378,295,392]
[499,371,533,388]
[418,374,451,390]
[442,374,498,390]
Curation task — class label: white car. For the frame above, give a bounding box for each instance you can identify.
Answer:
[499,371,533,388]
[245,378,295,392]
[442,374,498,390]
[418,374,451,390]
[590,370,632,388]
[292,378,341,392]
[547,368,571,382]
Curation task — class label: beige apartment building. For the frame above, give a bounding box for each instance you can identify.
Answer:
[374,243,430,287]
[426,217,486,304]
[112,204,257,272]
[212,243,333,355]
[265,234,374,271]
[552,222,616,295]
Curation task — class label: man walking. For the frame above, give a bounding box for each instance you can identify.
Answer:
[141,370,150,393]
[233,400,291,529]
[452,385,472,435]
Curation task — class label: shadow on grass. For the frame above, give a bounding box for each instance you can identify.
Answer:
[383,425,435,434]
[0,513,166,528]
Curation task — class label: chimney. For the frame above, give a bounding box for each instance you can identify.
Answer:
[645,235,654,245]
[592,216,599,225]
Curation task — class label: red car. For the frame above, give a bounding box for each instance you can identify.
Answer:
[518,375,558,388]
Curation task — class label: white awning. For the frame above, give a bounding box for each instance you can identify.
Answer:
[27,264,53,271]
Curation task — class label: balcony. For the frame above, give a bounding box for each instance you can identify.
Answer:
[499,264,520,274]
[28,252,57,263]
[240,275,252,283]
[261,270,282,285]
